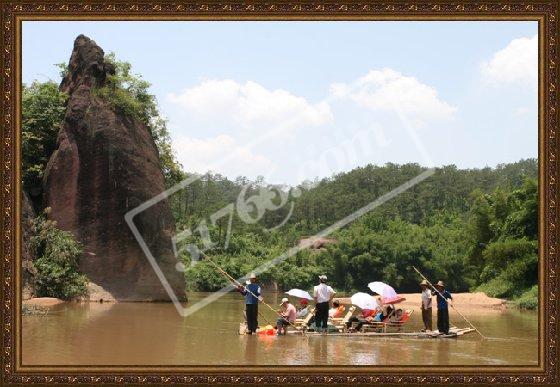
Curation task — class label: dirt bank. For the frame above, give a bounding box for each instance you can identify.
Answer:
[399,292,507,309]
[334,292,507,310]
[23,297,65,307]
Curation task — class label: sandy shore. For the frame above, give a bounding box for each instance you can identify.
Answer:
[334,292,507,310]
[399,292,507,309]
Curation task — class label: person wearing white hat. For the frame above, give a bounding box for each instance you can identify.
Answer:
[313,275,335,334]
[276,297,296,336]
[419,279,433,332]
[237,273,262,334]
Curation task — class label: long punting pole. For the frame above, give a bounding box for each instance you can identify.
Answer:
[413,266,486,340]
[201,253,302,333]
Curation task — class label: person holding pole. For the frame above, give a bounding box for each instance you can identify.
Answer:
[276,298,297,336]
[238,273,262,334]
[420,280,433,332]
[201,253,304,335]
[432,280,452,335]
[313,275,335,335]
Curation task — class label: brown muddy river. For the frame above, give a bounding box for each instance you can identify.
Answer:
[22,292,538,366]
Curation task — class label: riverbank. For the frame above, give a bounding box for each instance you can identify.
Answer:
[22,297,65,315]
[23,297,65,307]
[401,292,507,309]
[334,292,507,310]
[22,291,517,311]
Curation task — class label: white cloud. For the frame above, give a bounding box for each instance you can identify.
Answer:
[172,134,274,178]
[480,34,537,85]
[167,79,333,137]
[330,68,457,126]
[166,71,459,182]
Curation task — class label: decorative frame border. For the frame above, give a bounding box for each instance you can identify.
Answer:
[1,1,558,384]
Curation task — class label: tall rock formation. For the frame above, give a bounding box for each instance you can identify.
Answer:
[22,191,37,300]
[43,35,185,301]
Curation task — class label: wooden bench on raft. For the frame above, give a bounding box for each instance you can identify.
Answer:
[360,309,414,333]
[332,306,356,333]
[293,306,356,333]
[293,308,315,332]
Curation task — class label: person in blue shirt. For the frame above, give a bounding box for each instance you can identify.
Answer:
[432,280,453,335]
[238,273,262,334]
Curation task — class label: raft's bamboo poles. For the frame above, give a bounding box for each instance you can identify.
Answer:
[413,266,486,340]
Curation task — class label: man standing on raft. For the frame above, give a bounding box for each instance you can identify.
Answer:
[313,275,335,335]
[238,273,262,334]
[433,280,453,335]
[420,279,433,332]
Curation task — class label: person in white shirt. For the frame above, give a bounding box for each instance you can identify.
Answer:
[313,275,335,334]
[420,279,433,332]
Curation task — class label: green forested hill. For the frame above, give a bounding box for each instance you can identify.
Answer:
[172,159,538,309]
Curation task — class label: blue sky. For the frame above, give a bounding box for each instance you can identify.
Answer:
[23,21,537,185]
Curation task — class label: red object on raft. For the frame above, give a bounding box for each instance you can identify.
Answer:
[257,325,276,335]
[381,296,406,305]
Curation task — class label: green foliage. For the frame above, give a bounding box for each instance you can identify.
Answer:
[29,209,88,299]
[55,62,69,79]
[94,53,154,123]
[307,214,472,294]
[468,178,538,302]
[513,285,538,310]
[22,81,67,198]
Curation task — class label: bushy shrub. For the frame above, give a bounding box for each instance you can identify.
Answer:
[29,209,88,299]
[513,285,538,310]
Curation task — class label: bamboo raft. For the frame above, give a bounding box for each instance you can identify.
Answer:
[239,322,475,338]
[284,326,475,338]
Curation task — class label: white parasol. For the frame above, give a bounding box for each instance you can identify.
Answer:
[350,292,379,310]
[368,281,405,304]
[285,288,313,300]
[368,281,397,298]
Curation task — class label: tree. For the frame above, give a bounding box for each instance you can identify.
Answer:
[22,81,67,202]
[29,209,88,299]
[466,178,538,304]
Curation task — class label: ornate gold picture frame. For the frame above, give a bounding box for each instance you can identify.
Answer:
[2,0,558,384]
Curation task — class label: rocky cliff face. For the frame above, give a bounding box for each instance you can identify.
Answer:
[43,35,185,301]
[22,192,37,300]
